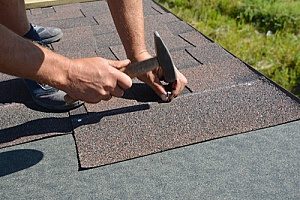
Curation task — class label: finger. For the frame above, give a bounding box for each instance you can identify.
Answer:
[170,81,182,100]
[111,85,125,98]
[108,59,131,71]
[114,69,133,90]
[170,74,188,100]
[147,74,169,101]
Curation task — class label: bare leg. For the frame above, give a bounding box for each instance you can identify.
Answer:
[0,0,30,36]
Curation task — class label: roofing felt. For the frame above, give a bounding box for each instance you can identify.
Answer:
[1,121,300,199]
[0,0,300,169]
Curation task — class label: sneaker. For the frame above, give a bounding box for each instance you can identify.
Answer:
[32,24,63,44]
[23,79,83,111]
[23,24,83,111]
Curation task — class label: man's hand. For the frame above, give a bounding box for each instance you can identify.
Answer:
[63,57,132,103]
[135,51,187,101]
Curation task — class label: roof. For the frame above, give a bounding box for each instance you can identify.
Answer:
[1,1,300,199]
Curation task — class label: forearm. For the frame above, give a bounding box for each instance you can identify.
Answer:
[107,0,148,61]
[0,24,69,89]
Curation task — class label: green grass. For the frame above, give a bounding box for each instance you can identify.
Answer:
[156,0,300,96]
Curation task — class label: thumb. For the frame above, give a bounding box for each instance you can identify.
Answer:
[147,75,169,102]
[108,59,131,71]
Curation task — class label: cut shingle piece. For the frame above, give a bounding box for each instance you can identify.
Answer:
[181,59,261,93]
[73,79,300,168]
[0,103,72,149]
[186,43,236,64]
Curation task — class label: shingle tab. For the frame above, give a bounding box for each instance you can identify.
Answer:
[179,31,213,46]
[95,33,122,48]
[170,49,201,69]
[181,59,261,92]
[166,20,195,35]
[186,43,236,64]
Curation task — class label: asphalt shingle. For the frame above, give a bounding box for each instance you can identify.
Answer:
[72,79,300,168]
[0,0,299,170]
[186,43,236,64]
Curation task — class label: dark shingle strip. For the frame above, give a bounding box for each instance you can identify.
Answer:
[73,79,300,168]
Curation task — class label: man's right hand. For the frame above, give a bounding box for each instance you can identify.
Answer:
[63,57,132,103]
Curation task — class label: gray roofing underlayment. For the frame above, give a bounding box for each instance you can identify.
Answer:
[0,0,300,199]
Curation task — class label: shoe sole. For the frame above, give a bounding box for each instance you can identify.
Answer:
[40,32,63,44]
[23,78,84,112]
